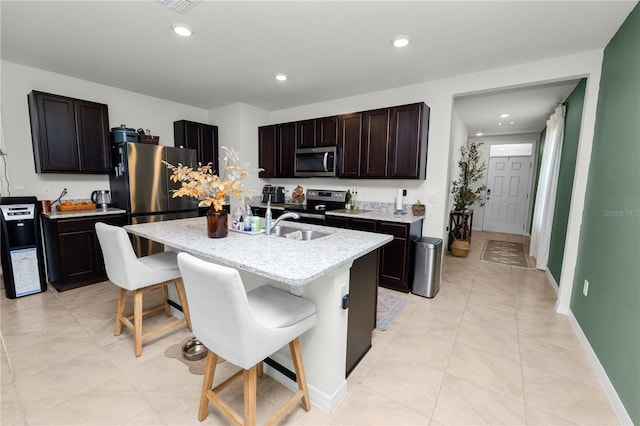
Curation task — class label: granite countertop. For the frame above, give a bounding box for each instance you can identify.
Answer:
[249,202,424,224]
[125,217,392,287]
[43,207,127,220]
[325,208,423,224]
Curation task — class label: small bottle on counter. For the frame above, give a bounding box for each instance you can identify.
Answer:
[252,215,261,232]
[352,188,358,209]
[232,207,243,230]
[244,205,253,232]
[345,189,352,210]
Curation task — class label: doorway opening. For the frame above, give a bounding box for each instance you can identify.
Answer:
[483,143,534,235]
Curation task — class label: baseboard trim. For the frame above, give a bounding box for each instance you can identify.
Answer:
[263,363,347,412]
[545,268,559,295]
[567,310,633,425]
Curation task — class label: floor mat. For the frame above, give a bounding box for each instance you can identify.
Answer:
[481,240,532,268]
[376,293,407,331]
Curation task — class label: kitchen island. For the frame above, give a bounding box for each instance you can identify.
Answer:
[124,217,392,411]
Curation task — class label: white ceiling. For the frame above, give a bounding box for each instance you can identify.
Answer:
[454,80,581,136]
[1,1,636,135]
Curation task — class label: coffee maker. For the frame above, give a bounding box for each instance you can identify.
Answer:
[261,186,285,203]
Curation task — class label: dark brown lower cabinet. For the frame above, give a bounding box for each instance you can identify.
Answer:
[325,215,423,293]
[41,214,126,291]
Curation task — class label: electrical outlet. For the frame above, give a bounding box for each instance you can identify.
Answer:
[583,279,589,296]
[15,185,24,194]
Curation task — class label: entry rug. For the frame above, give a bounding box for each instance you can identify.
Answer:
[165,337,224,376]
[481,240,532,269]
[376,293,407,331]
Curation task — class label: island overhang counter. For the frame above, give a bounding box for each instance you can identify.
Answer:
[124,217,392,411]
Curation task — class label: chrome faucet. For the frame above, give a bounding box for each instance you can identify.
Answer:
[266,212,300,235]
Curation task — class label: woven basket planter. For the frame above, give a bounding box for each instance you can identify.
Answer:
[451,239,470,257]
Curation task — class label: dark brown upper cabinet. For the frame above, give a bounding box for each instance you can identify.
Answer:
[174,120,219,172]
[297,116,339,149]
[258,102,429,180]
[258,125,277,178]
[258,123,296,178]
[297,119,316,149]
[276,122,296,177]
[389,103,429,179]
[338,113,363,178]
[361,108,392,178]
[360,103,429,179]
[28,91,110,174]
[315,116,339,147]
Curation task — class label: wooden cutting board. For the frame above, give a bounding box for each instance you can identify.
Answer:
[55,202,96,211]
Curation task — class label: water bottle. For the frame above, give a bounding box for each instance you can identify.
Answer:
[244,205,253,232]
[232,207,243,230]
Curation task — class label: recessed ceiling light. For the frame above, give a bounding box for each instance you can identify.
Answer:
[510,121,515,125]
[172,24,194,37]
[475,132,483,136]
[275,73,288,82]
[392,36,410,48]
[498,122,503,126]
[499,113,510,118]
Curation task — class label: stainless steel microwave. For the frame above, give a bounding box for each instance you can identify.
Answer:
[295,146,338,177]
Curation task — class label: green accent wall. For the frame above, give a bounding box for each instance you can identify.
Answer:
[548,79,586,283]
[571,4,640,424]
[530,127,546,234]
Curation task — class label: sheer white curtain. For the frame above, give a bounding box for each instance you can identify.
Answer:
[530,105,566,269]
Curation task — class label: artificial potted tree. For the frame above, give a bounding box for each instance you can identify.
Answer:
[450,140,486,256]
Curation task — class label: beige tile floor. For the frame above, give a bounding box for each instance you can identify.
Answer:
[1,232,620,425]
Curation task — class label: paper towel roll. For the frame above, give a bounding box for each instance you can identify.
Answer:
[396,189,403,210]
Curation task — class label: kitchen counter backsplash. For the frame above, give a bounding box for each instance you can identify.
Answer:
[247,195,423,224]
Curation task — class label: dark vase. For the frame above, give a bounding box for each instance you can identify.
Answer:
[206,207,228,238]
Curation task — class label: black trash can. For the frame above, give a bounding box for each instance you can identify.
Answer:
[412,237,442,298]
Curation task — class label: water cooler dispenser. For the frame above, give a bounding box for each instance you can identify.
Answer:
[0,196,47,298]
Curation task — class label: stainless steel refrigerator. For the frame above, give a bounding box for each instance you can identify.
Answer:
[109,142,198,256]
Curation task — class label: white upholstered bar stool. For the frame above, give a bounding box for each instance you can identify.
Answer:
[95,222,192,357]
[176,252,317,426]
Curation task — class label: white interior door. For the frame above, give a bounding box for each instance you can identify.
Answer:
[483,156,533,234]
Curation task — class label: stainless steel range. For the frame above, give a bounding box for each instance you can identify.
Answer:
[283,189,346,224]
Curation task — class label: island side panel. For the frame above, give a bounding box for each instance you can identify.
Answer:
[346,248,379,376]
[241,266,351,411]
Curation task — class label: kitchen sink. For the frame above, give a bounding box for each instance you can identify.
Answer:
[270,225,329,240]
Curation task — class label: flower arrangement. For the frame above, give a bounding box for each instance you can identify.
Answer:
[162,146,254,212]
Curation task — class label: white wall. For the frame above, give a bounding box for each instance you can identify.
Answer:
[1,49,604,253]
[205,50,604,243]
[0,61,208,201]
[208,102,269,210]
[448,108,469,211]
